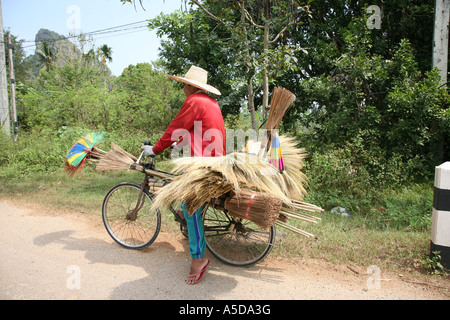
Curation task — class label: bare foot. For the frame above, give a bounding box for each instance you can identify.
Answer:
[185,257,210,285]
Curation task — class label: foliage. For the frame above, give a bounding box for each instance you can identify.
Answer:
[1,33,184,180]
[19,50,114,130]
[294,20,449,181]
[425,251,447,275]
[148,0,310,124]
[303,148,434,232]
[148,7,247,117]
[0,127,159,179]
[0,127,86,178]
[15,35,183,133]
[113,63,184,132]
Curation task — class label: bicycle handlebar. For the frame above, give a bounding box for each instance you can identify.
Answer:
[136,140,154,164]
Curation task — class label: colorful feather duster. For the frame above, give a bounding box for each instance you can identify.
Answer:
[65,132,106,176]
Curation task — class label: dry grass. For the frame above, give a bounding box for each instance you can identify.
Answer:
[96,143,142,172]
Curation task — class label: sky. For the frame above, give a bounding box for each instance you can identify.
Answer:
[2,0,183,76]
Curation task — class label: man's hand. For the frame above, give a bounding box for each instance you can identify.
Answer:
[171,141,182,152]
[141,145,155,157]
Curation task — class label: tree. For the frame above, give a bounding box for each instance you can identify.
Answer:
[35,41,54,72]
[148,8,245,119]
[20,38,115,130]
[98,44,113,64]
[114,62,184,132]
[294,17,449,177]
[182,0,310,121]
[146,0,309,131]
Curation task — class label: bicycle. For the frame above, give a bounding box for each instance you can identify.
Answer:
[101,144,277,267]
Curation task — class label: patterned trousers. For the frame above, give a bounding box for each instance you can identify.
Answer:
[181,202,205,259]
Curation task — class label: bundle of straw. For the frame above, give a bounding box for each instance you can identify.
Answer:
[151,152,295,215]
[246,136,308,201]
[95,143,173,180]
[266,87,296,131]
[224,189,282,229]
[96,143,143,172]
[222,188,323,237]
[151,164,234,215]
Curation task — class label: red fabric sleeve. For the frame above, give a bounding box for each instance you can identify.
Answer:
[152,98,196,155]
[153,92,226,157]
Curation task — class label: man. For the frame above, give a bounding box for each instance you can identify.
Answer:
[141,66,226,284]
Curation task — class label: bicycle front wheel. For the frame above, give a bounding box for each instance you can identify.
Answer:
[102,183,161,250]
[203,203,276,267]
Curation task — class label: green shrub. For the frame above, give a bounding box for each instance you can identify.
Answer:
[0,127,167,179]
[375,185,433,231]
[303,146,434,232]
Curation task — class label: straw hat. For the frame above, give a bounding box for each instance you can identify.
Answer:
[166,65,221,96]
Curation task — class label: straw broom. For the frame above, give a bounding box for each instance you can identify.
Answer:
[275,220,315,238]
[224,189,282,229]
[151,166,234,215]
[222,188,322,236]
[222,187,322,237]
[258,87,296,158]
[96,144,143,172]
[95,143,173,180]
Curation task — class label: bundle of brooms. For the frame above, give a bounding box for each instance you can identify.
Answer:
[148,136,322,237]
[94,87,323,238]
[96,143,173,180]
[220,188,322,236]
[95,141,322,237]
[223,189,282,230]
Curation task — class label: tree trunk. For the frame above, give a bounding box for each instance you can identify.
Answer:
[247,76,257,131]
[241,2,258,132]
[262,0,270,121]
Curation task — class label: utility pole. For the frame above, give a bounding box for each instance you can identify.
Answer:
[0,0,10,136]
[7,33,17,141]
[432,0,450,86]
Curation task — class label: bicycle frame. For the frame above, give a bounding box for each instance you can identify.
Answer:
[102,150,277,266]
[131,156,187,226]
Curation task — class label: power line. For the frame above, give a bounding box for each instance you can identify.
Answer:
[22,24,149,49]
[22,19,149,43]
[7,19,150,49]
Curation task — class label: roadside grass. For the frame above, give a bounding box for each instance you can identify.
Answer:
[0,168,446,281]
[0,166,182,231]
[276,214,430,275]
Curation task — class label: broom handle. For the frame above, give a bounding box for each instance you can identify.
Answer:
[136,151,145,164]
[275,220,315,238]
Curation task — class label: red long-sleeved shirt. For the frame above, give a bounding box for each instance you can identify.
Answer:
[153,92,226,157]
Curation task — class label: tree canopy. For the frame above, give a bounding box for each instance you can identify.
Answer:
[4,0,449,183]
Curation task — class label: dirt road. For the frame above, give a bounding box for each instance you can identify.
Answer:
[0,200,448,300]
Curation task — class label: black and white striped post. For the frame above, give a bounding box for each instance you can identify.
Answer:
[430,162,450,270]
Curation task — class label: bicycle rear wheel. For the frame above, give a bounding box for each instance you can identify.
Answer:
[202,202,275,267]
[102,183,161,250]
